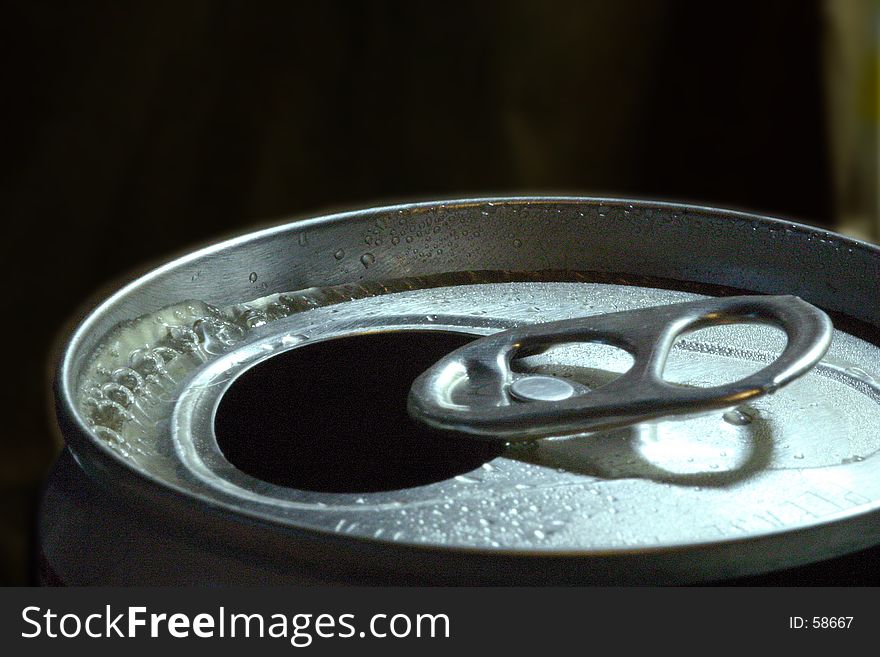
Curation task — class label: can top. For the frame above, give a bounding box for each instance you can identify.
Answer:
[56,198,880,583]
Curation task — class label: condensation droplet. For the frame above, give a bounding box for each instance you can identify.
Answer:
[248,272,258,283]
[334,249,345,260]
[360,252,375,268]
[722,408,753,426]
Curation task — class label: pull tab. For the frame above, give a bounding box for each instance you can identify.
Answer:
[408,295,832,442]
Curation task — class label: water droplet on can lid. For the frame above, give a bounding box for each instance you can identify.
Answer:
[722,408,753,426]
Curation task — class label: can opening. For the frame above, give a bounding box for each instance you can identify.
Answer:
[214,330,503,493]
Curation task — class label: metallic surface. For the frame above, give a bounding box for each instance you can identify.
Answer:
[48,198,880,584]
[508,376,577,403]
[409,295,832,440]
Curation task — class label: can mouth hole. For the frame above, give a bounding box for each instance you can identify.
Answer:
[214,330,503,493]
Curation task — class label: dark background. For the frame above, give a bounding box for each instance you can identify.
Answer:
[0,0,861,585]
